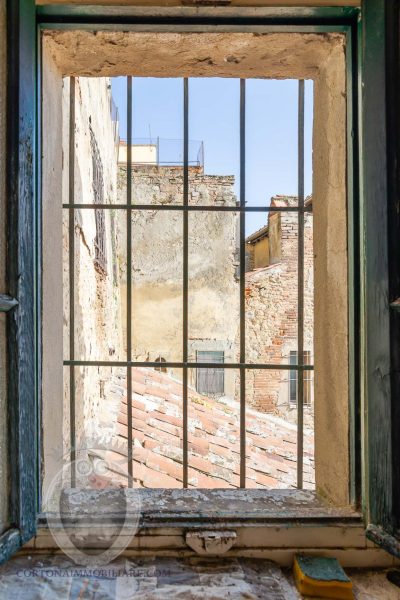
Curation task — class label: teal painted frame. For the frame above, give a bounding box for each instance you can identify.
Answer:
[361,0,400,556]
[0,0,38,565]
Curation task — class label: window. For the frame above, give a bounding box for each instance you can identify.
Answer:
[5,0,400,569]
[289,351,312,406]
[90,126,107,276]
[40,24,353,505]
[196,350,225,395]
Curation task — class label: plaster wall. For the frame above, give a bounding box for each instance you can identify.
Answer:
[41,29,349,505]
[252,237,269,269]
[118,144,157,165]
[117,165,239,397]
[313,44,349,505]
[0,0,8,535]
[42,43,65,498]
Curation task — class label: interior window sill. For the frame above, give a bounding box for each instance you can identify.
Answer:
[38,489,361,529]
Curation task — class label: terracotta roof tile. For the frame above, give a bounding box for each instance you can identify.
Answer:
[112,367,315,490]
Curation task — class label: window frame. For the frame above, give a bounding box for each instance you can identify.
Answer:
[6,1,387,565]
[38,4,360,504]
[1,0,38,565]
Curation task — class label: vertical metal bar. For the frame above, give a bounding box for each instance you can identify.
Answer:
[69,76,76,486]
[240,79,246,488]
[297,79,305,489]
[127,76,133,486]
[183,78,189,488]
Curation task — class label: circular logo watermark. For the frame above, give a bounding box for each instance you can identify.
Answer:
[44,447,141,567]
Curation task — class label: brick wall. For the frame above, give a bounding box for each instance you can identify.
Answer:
[244,197,314,424]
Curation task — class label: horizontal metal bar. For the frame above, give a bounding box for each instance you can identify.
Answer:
[0,294,18,312]
[37,6,359,23]
[62,203,312,213]
[63,360,314,370]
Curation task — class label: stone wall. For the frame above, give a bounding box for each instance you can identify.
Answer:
[62,77,125,455]
[244,197,314,424]
[117,164,239,397]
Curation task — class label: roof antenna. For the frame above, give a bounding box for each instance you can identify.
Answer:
[148,124,152,144]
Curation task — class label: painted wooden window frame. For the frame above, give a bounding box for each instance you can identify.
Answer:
[5,0,400,562]
[0,0,38,564]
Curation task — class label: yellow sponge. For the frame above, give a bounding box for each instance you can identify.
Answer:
[293,554,354,599]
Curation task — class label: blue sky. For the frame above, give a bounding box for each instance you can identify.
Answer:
[111,77,313,235]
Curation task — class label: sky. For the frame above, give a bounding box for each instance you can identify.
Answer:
[111,77,313,235]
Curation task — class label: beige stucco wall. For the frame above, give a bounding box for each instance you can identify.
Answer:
[118,144,157,165]
[313,44,349,505]
[0,0,8,535]
[41,30,349,505]
[117,165,239,397]
[252,237,269,269]
[42,43,66,498]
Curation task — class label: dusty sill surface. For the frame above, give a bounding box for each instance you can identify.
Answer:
[23,491,400,567]
[39,489,361,527]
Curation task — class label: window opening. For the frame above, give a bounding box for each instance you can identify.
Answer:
[196,350,225,395]
[289,350,312,407]
[50,72,316,493]
[90,126,108,276]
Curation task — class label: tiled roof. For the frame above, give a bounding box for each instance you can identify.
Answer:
[96,368,314,490]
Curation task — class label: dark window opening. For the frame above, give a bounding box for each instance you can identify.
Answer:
[289,350,312,406]
[90,126,107,276]
[155,356,167,373]
[196,350,225,395]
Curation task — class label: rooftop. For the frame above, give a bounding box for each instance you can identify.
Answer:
[93,367,315,490]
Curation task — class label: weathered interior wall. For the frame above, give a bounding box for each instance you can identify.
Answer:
[42,44,66,498]
[42,30,349,505]
[0,0,8,535]
[313,41,349,505]
[43,32,344,81]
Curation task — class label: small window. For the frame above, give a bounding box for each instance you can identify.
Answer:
[289,351,312,406]
[196,350,224,396]
[90,126,107,276]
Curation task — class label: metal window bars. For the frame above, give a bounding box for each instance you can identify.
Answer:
[65,76,314,489]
